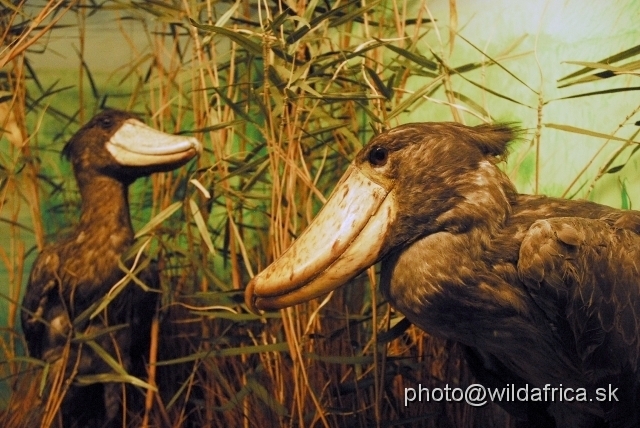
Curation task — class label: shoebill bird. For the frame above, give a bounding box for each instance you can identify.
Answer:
[246,122,640,427]
[21,109,201,427]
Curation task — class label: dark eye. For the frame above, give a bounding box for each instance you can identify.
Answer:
[368,146,388,166]
[99,116,113,129]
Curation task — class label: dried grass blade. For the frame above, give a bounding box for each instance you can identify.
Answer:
[451,34,537,94]
[388,77,443,120]
[135,201,182,238]
[544,123,640,144]
[155,342,290,366]
[286,1,353,43]
[380,40,438,71]
[563,60,637,73]
[215,0,241,27]
[329,0,381,27]
[211,384,251,411]
[364,65,392,99]
[552,86,640,101]
[75,373,155,390]
[211,87,255,123]
[80,339,156,390]
[186,118,244,134]
[558,43,640,82]
[188,20,262,56]
[246,376,289,416]
[189,198,215,257]
[455,72,532,108]
[306,353,374,364]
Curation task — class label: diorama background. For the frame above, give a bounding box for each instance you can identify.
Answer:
[0,0,638,426]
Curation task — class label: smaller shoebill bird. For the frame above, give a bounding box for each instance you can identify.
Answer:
[21,109,201,427]
[245,122,640,427]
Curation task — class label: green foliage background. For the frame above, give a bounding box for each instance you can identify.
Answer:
[0,0,639,426]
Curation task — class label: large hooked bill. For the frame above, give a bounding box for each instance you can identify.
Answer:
[106,118,202,168]
[245,163,396,312]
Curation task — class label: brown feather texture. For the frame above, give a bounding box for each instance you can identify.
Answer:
[21,109,200,427]
[380,124,640,427]
[247,121,640,427]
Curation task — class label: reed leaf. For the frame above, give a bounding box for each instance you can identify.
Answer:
[544,123,640,144]
[189,198,216,257]
[189,20,263,56]
[558,43,640,82]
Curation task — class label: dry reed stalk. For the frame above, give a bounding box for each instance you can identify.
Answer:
[3,1,635,427]
[0,0,76,69]
[141,309,159,428]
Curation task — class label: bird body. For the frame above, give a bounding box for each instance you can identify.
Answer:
[246,122,640,427]
[384,194,640,426]
[21,109,201,426]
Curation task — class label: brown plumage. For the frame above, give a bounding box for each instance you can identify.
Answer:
[21,109,201,427]
[246,122,640,427]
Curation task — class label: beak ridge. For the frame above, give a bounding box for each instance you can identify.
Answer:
[106,119,202,167]
[246,164,395,312]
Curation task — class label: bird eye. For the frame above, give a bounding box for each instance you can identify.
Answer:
[99,116,113,129]
[368,146,388,166]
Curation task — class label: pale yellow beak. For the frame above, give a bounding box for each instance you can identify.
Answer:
[106,119,202,167]
[245,164,396,312]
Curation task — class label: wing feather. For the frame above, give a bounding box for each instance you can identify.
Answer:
[518,217,640,378]
[21,250,62,359]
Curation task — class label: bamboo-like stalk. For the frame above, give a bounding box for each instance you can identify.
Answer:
[1,1,638,427]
